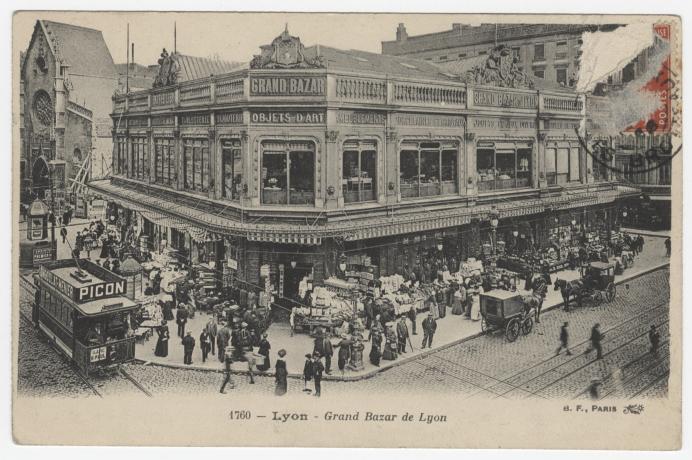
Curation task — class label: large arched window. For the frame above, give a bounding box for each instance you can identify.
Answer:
[261,140,315,205]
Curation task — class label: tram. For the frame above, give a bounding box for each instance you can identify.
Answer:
[32,258,139,376]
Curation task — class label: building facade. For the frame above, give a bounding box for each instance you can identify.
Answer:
[382,23,619,88]
[20,20,119,207]
[91,29,637,302]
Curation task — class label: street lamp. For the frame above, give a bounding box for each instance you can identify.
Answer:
[489,207,500,258]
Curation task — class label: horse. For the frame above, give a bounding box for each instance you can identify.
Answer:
[554,278,584,310]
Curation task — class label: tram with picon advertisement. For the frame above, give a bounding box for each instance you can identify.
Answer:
[32,258,139,376]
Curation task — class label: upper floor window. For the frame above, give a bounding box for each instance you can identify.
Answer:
[477,141,532,192]
[534,44,545,61]
[342,140,377,204]
[115,137,127,175]
[400,140,458,199]
[511,47,521,60]
[546,144,580,185]
[261,140,315,206]
[130,137,149,181]
[221,139,242,201]
[555,41,568,60]
[533,69,545,79]
[154,138,176,187]
[557,68,568,86]
[183,138,210,193]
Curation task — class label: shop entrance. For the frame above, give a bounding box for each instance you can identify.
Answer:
[283,263,312,304]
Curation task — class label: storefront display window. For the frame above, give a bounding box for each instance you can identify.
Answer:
[154,138,176,187]
[547,144,582,185]
[261,140,315,206]
[183,138,210,193]
[477,141,532,191]
[399,141,458,198]
[221,139,242,201]
[342,140,377,203]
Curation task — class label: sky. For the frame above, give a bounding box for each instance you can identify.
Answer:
[14,11,489,65]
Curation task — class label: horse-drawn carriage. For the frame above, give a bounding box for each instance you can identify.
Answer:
[554,261,616,309]
[480,290,537,342]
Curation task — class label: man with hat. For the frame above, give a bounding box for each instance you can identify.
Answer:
[421,312,437,349]
[313,328,333,375]
[216,321,232,363]
[336,333,352,377]
[312,353,325,397]
[219,346,235,393]
[407,305,418,335]
[182,331,195,365]
[396,315,410,354]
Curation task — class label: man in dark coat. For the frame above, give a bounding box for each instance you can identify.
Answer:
[182,331,195,365]
[312,353,325,397]
[421,313,437,349]
[585,323,604,360]
[555,321,572,356]
[176,305,188,338]
[407,305,417,335]
[219,347,235,393]
[531,276,548,323]
[665,237,671,257]
[313,330,333,375]
[199,329,212,363]
[217,323,232,362]
[60,226,68,244]
[396,316,409,353]
[363,297,374,330]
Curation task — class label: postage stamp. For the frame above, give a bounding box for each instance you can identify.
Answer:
[11,11,682,450]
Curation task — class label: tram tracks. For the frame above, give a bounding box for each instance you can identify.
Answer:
[437,300,670,400]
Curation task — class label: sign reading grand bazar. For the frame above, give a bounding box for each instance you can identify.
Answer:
[96,27,638,290]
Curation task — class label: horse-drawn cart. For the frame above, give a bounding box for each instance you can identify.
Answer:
[555,262,616,309]
[480,290,536,342]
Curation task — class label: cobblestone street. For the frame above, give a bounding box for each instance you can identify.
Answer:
[108,268,669,399]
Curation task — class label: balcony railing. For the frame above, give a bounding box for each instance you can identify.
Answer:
[335,77,387,103]
[393,81,465,106]
[544,96,583,112]
[216,78,245,103]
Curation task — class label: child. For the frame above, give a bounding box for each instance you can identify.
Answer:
[302,353,313,393]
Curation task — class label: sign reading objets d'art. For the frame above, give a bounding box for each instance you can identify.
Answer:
[393,113,465,128]
[250,110,325,124]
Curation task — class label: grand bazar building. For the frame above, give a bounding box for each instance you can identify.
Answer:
[89,28,639,303]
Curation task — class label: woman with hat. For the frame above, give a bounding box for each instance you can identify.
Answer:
[382,323,398,361]
[154,320,170,357]
[274,349,288,396]
[369,322,383,367]
[257,332,271,372]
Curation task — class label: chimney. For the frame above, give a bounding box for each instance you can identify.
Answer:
[396,23,408,42]
[131,43,135,69]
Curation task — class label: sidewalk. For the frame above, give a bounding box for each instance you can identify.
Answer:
[137,233,670,381]
[620,227,670,239]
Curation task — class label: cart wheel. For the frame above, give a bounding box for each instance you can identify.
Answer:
[481,317,488,333]
[605,283,616,302]
[505,318,520,342]
[522,315,534,335]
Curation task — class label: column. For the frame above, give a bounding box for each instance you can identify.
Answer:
[464,132,476,201]
[173,126,182,190]
[208,125,216,200]
[325,129,340,209]
[385,127,398,204]
[537,132,547,190]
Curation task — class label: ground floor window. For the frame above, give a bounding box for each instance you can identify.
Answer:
[342,140,377,203]
[183,138,210,192]
[400,140,458,198]
[154,138,176,186]
[221,139,242,200]
[261,140,315,205]
[477,141,532,191]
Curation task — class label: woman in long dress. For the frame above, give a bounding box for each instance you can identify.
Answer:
[256,333,271,372]
[470,290,482,321]
[369,325,382,366]
[451,285,466,315]
[381,324,398,361]
[154,320,170,357]
[274,349,288,396]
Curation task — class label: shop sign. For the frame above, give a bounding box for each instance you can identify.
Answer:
[472,117,535,130]
[151,115,175,127]
[336,110,386,125]
[127,117,148,127]
[544,119,581,131]
[472,89,537,109]
[32,246,53,266]
[216,111,243,125]
[77,280,126,302]
[250,111,325,124]
[250,76,325,96]
[180,113,210,126]
[394,113,465,128]
[227,258,238,270]
[260,264,270,277]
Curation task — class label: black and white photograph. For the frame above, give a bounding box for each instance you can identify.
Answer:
[9,9,682,450]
